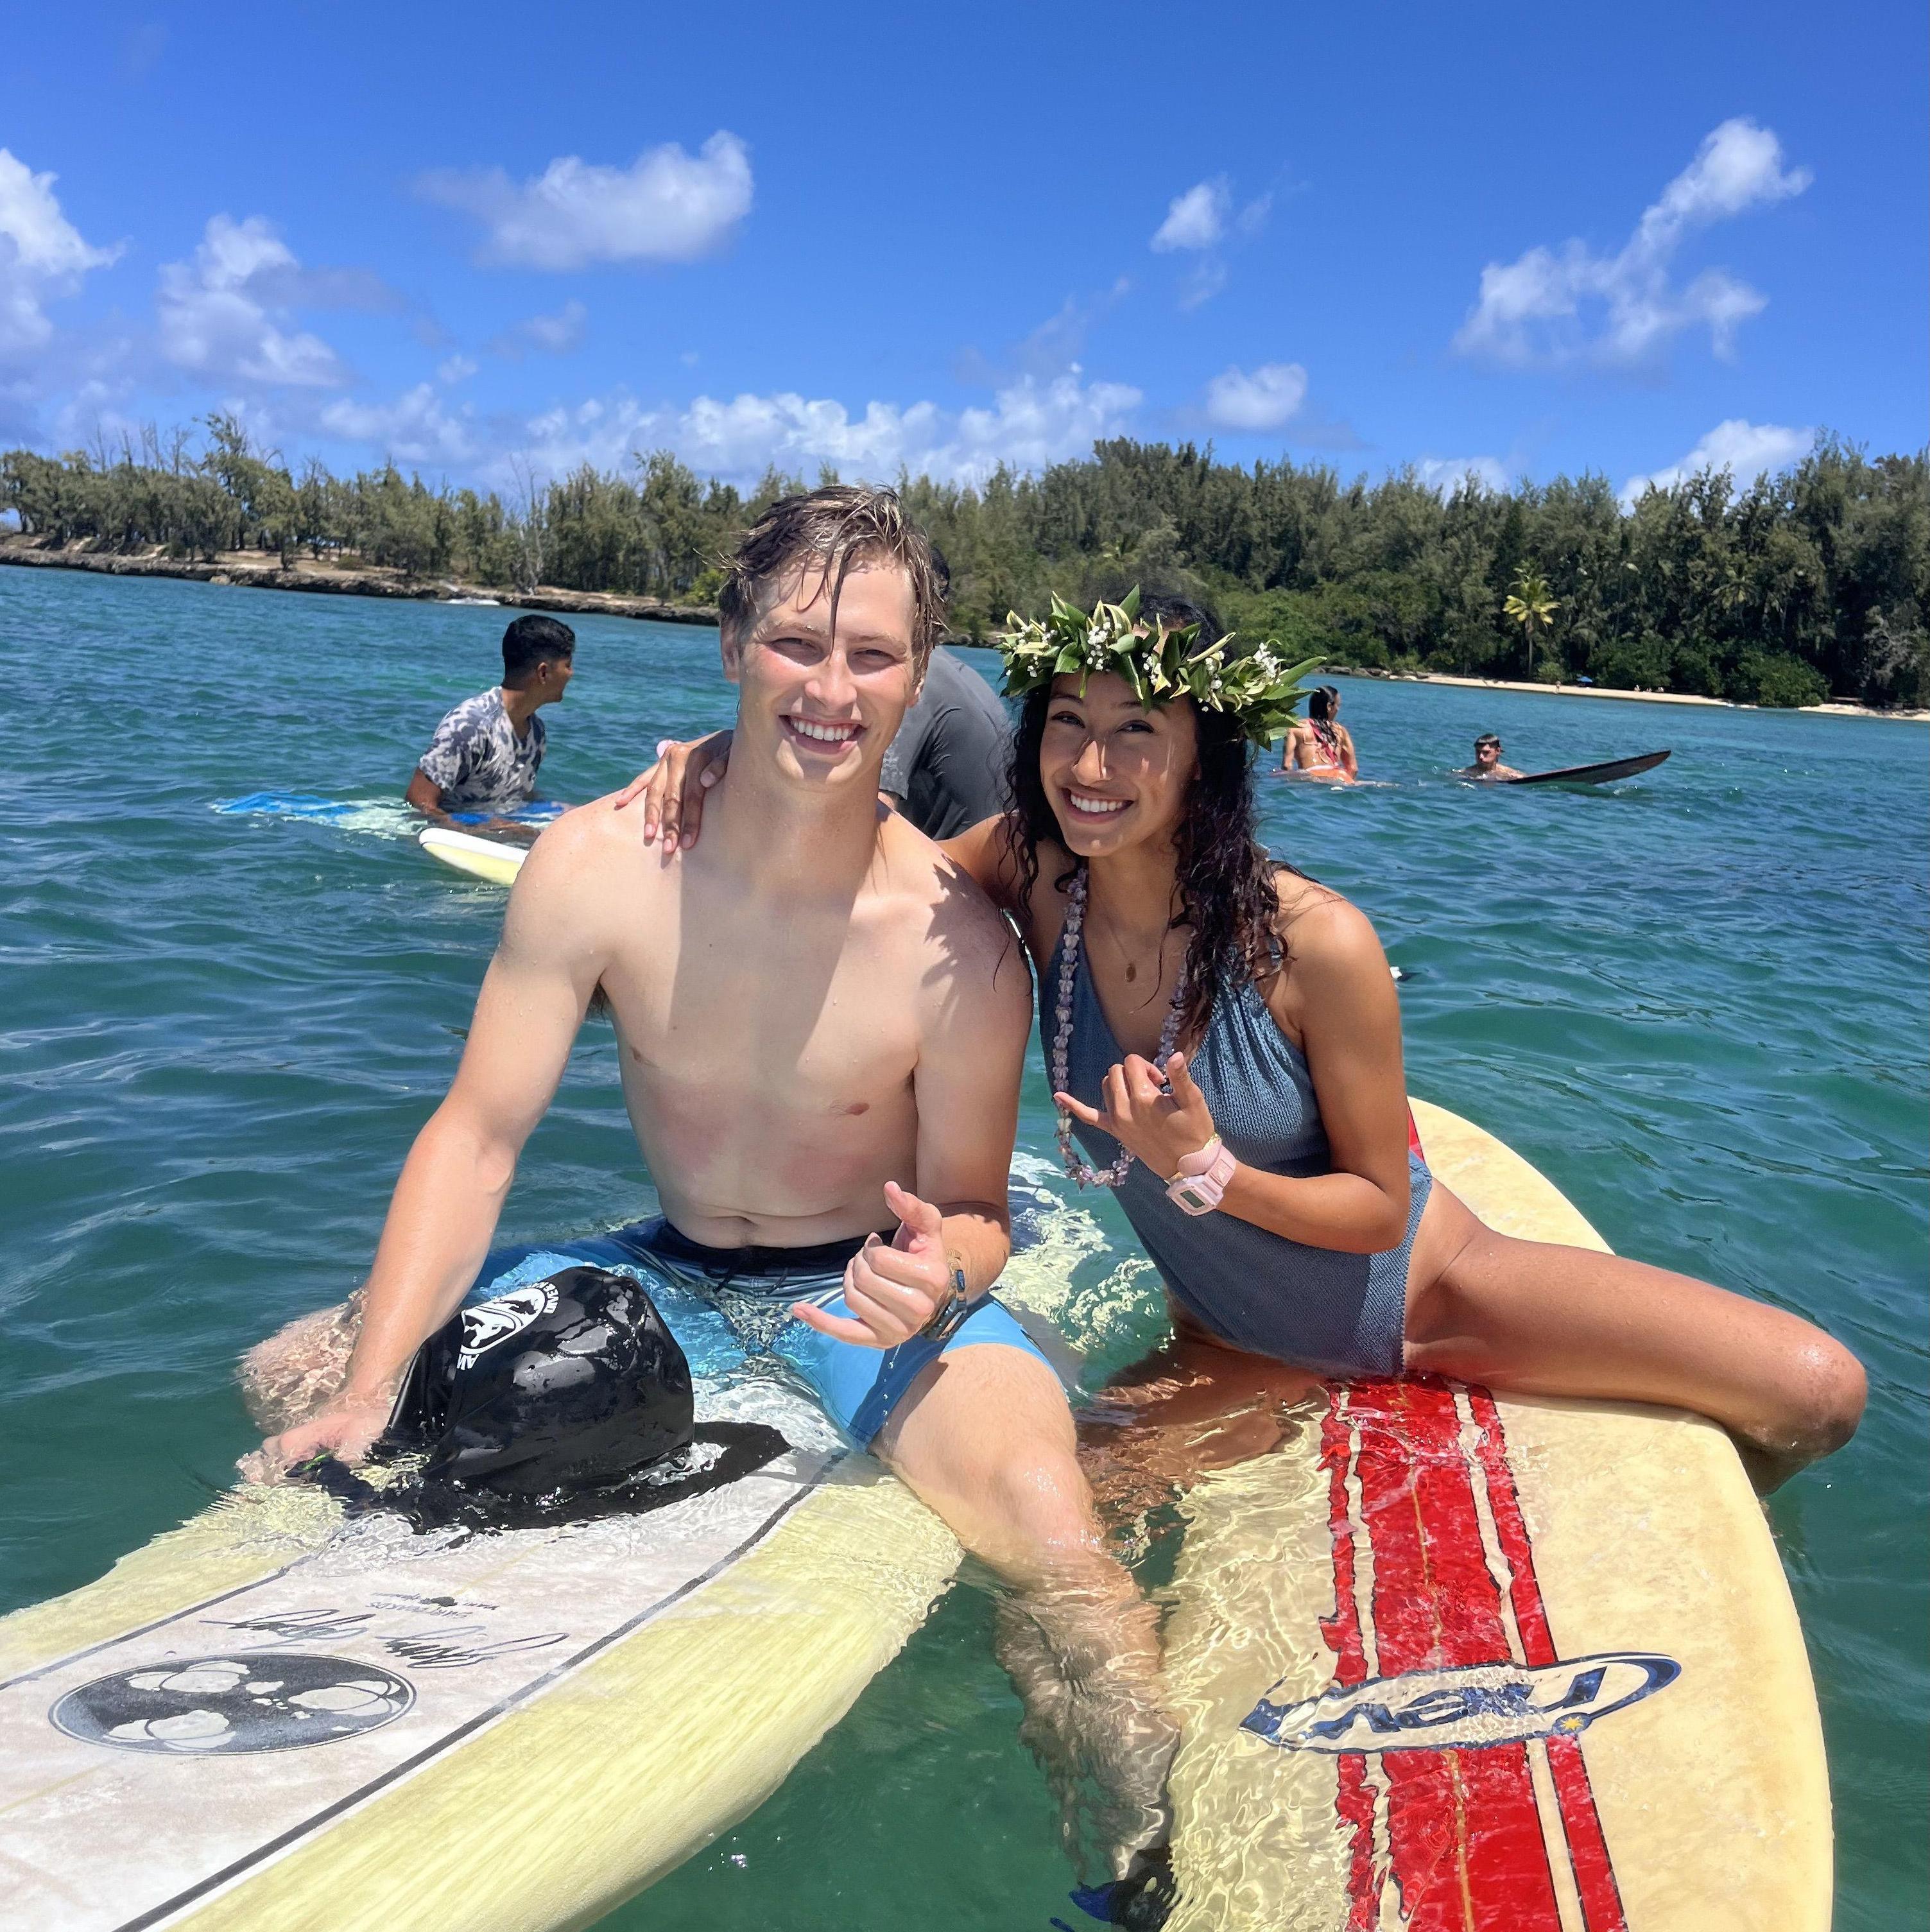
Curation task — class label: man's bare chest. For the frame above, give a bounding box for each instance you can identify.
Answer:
[603,908,923,1108]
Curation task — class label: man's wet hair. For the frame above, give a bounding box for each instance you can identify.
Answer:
[502,615,575,684]
[718,486,946,675]
[1475,732,1502,751]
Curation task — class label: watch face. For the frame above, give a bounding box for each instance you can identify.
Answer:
[1171,1178,1215,1213]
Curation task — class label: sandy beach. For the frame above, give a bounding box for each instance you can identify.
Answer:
[1335,668,1930,723]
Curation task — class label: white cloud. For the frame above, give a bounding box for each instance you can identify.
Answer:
[488,299,587,358]
[1203,362,1307,431]
[1414,455,1511,494]
[1236,193,1273,239]
[437,353,478,384]
[1455,119,1811,370]
[1619,418,1811,503]
[157,216,347,386]
[420,133,752,270]
[1152,178,1230,253]
[318,383,478,467]
[955,281,1133,388]
[0,148,122,358]
[1178,259,1228,312]
[498,372,1141,491]
[1152,177,1270,308]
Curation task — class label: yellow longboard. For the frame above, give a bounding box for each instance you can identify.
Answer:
[1137,1100,1832,1931]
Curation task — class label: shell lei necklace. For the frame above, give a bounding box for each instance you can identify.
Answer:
[1051,866,1188,1188]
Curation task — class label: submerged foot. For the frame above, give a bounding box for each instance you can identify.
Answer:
[1065,1843,1177,1929]
[995,1587,1180,1910]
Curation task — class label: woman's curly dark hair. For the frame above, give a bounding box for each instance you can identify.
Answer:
[1003,589,1284,1044]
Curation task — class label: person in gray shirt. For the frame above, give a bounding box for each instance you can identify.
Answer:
[878,644,1013,838]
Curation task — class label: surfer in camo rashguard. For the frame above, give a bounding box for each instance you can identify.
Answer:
[405,615,575,836]
[629,588,1866,1499]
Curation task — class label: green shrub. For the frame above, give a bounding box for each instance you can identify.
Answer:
[1590,633,1673,691]
[1734,651,1829,709]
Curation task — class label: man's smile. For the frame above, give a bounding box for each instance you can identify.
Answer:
[782,714,865,754]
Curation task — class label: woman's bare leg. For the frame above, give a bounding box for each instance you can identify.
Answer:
[1403,1184,1865,1488]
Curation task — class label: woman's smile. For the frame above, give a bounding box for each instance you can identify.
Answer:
[1064,788,1131,821]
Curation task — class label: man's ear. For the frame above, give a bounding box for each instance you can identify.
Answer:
[719,624,742,685]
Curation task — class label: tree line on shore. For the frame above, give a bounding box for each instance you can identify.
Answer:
[4,417,1925,707]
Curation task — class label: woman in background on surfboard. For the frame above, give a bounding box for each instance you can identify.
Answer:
[1280,684,1357,781]
[623,591,1864,1488]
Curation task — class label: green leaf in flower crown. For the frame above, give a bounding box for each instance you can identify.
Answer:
[995,585,1323,744]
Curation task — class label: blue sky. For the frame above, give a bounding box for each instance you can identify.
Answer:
[2,1,1923,503]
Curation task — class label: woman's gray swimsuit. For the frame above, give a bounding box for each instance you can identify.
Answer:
[1047,929,1429,1377]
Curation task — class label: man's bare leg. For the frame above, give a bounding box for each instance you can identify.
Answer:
[877,1344,1179,1893]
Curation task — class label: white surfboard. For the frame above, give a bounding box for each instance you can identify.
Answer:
[0,1376,957,1932]
[418,826,529,886]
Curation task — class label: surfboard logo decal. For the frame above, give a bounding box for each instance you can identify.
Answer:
[456,1281,558,1370]
[1244,1651,1679,1752]
[49,1653,415,1755]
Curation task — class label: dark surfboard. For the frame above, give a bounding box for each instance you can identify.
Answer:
[1502,750,1671,787]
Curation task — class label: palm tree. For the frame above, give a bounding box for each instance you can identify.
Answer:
[1504,569,1560,678]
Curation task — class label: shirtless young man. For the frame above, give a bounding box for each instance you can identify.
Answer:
[1458,732,1523,780]
[245,488,1175,1902]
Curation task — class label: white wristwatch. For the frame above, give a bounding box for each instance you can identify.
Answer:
[1166,1135,1237,1215]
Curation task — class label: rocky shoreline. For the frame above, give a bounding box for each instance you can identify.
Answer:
[0,537,720,628]
[8,538,1922,718]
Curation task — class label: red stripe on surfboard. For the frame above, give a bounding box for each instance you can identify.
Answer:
[1466,1388,1629,1931]
[1344,1378,1564,1930]
[1320,1392,1386,1928]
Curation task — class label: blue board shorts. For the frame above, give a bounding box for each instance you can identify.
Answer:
[465,1218,1052,1449]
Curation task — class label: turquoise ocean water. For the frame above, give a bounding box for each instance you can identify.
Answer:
[3,565,1924,1928]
